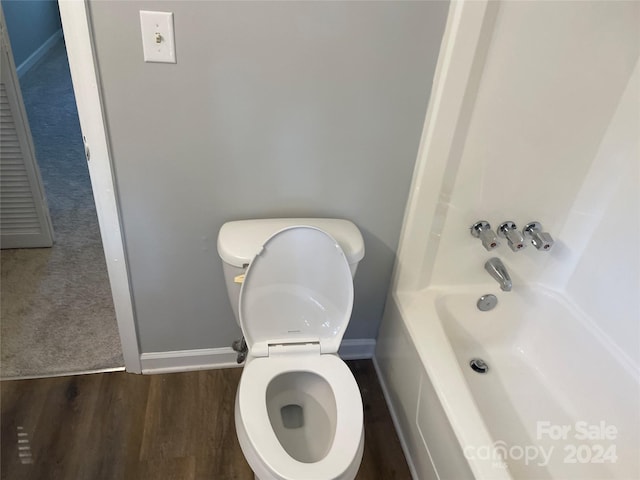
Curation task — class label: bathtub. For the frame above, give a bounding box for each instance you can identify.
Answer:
[374,286,640,479]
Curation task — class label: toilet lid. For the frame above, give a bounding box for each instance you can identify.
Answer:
[239,226,354,357]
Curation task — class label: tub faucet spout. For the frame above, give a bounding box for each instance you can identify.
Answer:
[484,258,512,292]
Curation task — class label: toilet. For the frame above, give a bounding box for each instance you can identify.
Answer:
[217,218,366,480]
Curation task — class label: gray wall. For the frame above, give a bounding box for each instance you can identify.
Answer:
[1,0,61,66]
[88,1,449,353]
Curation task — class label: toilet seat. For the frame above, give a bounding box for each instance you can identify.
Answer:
[237,353,364,480]
[239,226,354,357]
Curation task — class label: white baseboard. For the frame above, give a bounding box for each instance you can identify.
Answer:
[140,347,240,374]
[372,355,419,480]
[16,29,63,78]
[140,338,376,374]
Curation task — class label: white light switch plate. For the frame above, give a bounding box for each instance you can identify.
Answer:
[140,11,176,63]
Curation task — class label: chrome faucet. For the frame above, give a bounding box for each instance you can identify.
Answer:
[484,257,512,292]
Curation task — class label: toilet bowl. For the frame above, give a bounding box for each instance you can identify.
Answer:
[236,355,364,480]
[217,221,365,480]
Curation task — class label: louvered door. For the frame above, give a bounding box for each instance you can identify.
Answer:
[0,15,53,249]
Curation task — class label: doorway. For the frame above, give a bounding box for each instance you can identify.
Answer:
[0,1,123,378]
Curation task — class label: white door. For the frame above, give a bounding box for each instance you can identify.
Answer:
[0,9,54,249]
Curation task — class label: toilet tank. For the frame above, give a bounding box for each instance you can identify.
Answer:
[217,218,365,325]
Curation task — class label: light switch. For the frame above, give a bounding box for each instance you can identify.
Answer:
[140,11,176,63]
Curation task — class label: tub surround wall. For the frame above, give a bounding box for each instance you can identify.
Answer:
[395,0,639,365]
[87,1,449,355]
[377,1,640,478]
[562,62,639,368]
[428,0,639,289]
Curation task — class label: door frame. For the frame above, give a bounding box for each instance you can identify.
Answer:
[58,1,141,373]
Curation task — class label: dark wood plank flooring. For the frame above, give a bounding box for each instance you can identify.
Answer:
[1,360,411,479]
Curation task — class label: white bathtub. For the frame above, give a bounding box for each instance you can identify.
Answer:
[375,286,640,479]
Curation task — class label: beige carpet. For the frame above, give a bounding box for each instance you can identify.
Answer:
[0,40,123,378]
[1,246,123,378]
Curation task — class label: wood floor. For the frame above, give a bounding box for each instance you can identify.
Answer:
[1,360,411,480]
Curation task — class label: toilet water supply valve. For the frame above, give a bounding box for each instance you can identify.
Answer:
[232,337,248,364]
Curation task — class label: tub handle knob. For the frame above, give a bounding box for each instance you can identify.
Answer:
[523,222,554,251]
[470,221,500,251]
[498,221,526,252]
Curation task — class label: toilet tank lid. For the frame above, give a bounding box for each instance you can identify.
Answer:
[217,218,365,268]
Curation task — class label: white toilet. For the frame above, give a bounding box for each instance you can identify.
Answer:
[217,218,366,480]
